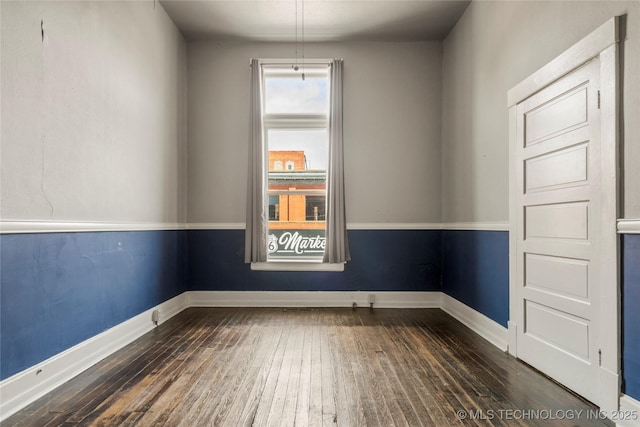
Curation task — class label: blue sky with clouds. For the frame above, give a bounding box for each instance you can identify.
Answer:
[265,76,329,170]
[265,76,328,114]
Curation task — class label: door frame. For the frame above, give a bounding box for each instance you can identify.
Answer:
[507,17,620,412]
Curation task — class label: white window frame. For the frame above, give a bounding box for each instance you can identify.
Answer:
[252,60,343,272]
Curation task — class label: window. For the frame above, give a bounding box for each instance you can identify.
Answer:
[246,58,348,270]
[263,64,329,261]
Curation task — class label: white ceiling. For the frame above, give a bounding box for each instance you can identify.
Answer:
[160,0,471,42]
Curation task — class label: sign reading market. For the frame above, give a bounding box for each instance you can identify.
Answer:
[268,229,326,259]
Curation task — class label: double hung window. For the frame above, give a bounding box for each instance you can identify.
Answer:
[262,64,329,261]
[246,58,348,270]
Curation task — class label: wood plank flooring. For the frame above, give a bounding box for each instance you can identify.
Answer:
[3,308,612,426]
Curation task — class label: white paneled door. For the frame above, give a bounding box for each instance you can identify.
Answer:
[514,59,602,404]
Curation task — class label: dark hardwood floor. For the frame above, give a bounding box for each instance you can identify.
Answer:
[3,307,612,426]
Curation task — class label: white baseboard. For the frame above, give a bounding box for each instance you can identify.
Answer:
[507,321,518,356]
[0,294,188,422]
[4,290,592,423]
[441,294,509,351]
[617,394,640,427]
[186,290,442,309]
[599,366,622,414]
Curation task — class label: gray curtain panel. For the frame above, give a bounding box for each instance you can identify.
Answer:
[323,59,351,264]
[245,59,267,263]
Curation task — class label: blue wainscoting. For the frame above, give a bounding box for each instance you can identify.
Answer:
[5,225,638,407]
[188,229,442,292]
[623,234,640,400]
[441,230,509,327]
[0,230,187,380]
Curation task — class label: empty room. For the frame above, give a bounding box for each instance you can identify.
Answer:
[1,0,639,425]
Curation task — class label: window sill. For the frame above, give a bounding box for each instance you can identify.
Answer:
[250,261,344,272]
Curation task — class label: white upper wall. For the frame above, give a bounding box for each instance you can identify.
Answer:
[442,0,640,223]
[7,1,632,227]
[1,1,188,224]
[187,41,442,224]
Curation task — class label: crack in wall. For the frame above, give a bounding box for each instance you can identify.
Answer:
[40,16,53,217]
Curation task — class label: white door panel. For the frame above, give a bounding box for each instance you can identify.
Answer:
[525,144,588,191]
[522,184,589,206]
[525,202,589,240]
[525,300,591,360]
[525,254,589,299]
[523,125,590,160]
[525,85,589,145]
[522,287,591,320]
[522,240,592,260]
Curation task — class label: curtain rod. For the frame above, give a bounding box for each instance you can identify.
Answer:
[249,58,343,66]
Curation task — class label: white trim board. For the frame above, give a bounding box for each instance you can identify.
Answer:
[507,16,619,107]
[15,219,640,235]
[617,394,640,427]
[2,220,516,234]
[0,221,186,234]
[0,294,188,421]
[191,222,508,231]
[186,222,245,230]
[347,223,442,230]
[186,290,442,309]
[442,222,509,231]
[250,262,345,272]
[441,294,509,352]
[618,220,640,234]
[0,290,503,421]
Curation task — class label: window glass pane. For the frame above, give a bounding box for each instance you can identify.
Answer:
[267,129,327,260]
[264,77,329,114]
[267,130,327,171]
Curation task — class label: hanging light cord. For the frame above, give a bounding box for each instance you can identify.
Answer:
[301,0,305,80]
[294,0,299,71]
[292,0,305,79]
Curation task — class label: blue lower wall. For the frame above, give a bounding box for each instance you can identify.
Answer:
[623,234,640,400]
[3,226,636,403]
[441,230,509,327]
[188,229,442,291]
[0,230,187,380]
